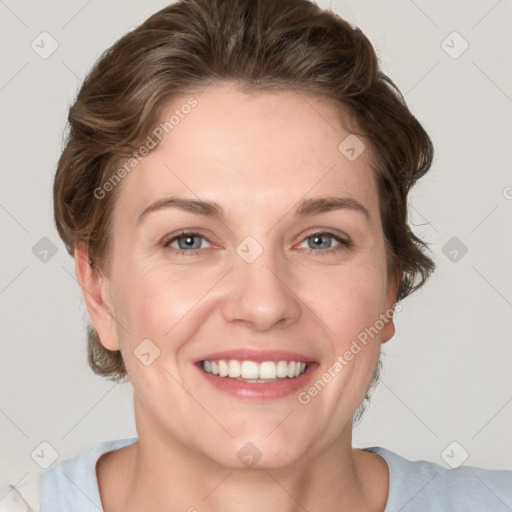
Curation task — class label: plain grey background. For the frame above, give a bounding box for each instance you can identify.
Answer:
[1,0,511,491]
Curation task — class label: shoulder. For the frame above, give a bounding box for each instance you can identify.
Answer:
[0,437,138,512]
[39,437,137,511]
[365,446,512,512]
[0,473,40,512]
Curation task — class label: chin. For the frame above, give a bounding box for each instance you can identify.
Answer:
[199,426,313,472]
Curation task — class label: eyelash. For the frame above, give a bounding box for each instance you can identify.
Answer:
[161,230,352,257]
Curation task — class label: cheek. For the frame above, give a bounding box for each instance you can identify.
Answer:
[109,267,207,389]
[309,261,390,343]
[111,263,222,345]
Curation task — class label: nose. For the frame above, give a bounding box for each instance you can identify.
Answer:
[221,246,302,332]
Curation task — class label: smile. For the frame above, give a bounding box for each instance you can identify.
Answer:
[201,359,309,382]
[195,357,318,400]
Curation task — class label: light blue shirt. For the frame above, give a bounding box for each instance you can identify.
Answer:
[32,437,511,511]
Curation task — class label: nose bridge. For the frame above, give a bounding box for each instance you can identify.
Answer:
[221,235,301,330]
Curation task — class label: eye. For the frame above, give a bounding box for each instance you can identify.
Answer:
[161,230,351,257]
[297,232,350,254]
[162,231,212,255]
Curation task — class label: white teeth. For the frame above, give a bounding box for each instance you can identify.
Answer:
[201,359,308,380]
[241,361,259,379]
[276,360,289,378]
[259,361,276,379]
[228,360,240,378]
[218,360,229,377]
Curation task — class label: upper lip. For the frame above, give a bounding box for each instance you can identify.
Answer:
[194,348,316,364]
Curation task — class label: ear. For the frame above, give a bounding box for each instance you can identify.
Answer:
[380,267,402,344]
[74,243,120,351]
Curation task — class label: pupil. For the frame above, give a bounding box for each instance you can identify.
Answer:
[311,234,330,249]
[180,236,199,249]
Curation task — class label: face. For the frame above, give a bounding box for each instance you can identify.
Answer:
[83,83,397,470]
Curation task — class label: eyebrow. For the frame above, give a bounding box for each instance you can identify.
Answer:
[136,195,370,225]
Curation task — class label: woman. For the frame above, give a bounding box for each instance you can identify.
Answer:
[3,0,510,510]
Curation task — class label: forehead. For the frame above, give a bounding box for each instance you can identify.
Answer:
[114,84,378,222]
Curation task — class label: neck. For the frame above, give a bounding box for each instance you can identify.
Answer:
[102,396,388,512]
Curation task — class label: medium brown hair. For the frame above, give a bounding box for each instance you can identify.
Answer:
[54,0,434,383]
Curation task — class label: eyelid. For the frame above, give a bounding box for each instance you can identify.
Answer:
[161,230,214,249]
[296,226,350,242]
[161,229,352,257]
[295,230,352,252]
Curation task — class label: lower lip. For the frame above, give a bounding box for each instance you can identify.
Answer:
[195,363,319,401]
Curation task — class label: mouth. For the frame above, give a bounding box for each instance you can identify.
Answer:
[198,359,311,383]
[193,351,319,400]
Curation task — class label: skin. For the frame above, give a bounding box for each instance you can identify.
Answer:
[76,82,399,511]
